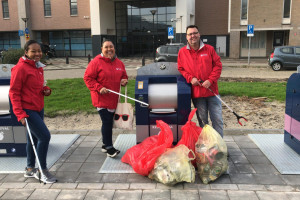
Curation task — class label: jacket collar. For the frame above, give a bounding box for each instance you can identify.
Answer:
[186,40,205,51]
[100,53,117,62]
[21,56,46,68]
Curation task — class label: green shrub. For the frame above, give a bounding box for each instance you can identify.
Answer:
[2,49,24,64]
[2,48,47,64]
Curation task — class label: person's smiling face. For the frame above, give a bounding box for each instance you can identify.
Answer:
[25,43,42,62]
[186,27,200,47]
[101,41,115,59]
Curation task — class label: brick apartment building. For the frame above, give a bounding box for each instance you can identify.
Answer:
[229,0,300,58]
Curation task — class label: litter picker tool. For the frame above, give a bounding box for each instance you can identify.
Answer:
[107,89,149,107]
[198,80,247,126]
[24,118,46,184]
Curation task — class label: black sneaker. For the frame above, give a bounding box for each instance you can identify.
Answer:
[106,147,120,158]
[34,169,57,184]
[101,145,107,153]
[24,167,37,178]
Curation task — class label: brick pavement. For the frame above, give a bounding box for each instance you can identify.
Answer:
[0,130,300,200]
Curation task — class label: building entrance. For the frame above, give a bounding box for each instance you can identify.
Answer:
[115,0,176,57]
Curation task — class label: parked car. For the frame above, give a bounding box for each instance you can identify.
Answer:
[155,43,185,62]
[268,46,300,71]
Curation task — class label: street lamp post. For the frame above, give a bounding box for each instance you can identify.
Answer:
[150,10,156,61]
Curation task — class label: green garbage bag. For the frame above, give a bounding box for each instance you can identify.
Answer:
[148,145,196,186]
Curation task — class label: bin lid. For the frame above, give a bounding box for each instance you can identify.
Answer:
[137,62,181,76]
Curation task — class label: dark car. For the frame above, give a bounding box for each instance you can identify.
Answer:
[268,46,300,71]
[155,43,185,62]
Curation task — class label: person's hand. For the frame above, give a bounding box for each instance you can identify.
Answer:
[100,87,108,94]
[201,80,212,89]
[121,79,128,86]
[44,89,51,96]
[20,118,26,127]
[191,77,201,86]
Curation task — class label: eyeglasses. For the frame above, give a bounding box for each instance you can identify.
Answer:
[114,114,129,121]
[187,32,199,36]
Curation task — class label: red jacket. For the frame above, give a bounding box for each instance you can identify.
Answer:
[9,57,50,121]
[177,42,222,98]
[83,54,128,109]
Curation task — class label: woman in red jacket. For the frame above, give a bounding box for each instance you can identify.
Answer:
[9,40,56,184]
[84,40,128,158]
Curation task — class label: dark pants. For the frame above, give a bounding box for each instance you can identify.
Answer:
[98,109,114,148]
[24,109,51,170]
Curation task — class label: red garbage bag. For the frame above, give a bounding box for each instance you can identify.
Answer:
[176,108,202,166]
[121,120,173,176]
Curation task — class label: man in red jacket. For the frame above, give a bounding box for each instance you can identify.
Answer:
[177,25,223,137]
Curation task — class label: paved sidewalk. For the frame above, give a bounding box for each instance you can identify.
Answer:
[0,130,300,200]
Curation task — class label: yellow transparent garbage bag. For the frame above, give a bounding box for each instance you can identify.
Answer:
[195,125,228,184]
[148,145,196,186]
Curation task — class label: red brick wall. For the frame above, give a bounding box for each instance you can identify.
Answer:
[195,0,229,35]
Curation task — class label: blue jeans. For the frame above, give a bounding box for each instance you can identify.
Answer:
[192,95,224,137]
[24,109,51,170]
[98,109,114,148]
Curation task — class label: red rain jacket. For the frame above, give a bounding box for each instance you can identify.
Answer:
[83,54,128,109]
[9,57,50,121]
[177,42,222,98]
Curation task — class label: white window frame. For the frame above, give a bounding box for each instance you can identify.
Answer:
[282,0,292,24]
[240,0,248,25]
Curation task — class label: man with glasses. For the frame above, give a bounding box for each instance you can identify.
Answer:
[177,25,223,137]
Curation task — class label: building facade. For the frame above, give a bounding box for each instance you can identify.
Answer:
[195,0,229,57]
[0,0,92,57]
[0,0,195,57]
[229,0,300,58]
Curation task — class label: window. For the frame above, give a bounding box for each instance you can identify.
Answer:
[70,0,78,16]
[2,0,9,19]
[44,0,51,17]
[296,48,300,55]
[240,0,248,25]
[168,47,178,54]
[282,0,291,24]
[280,47,294,54]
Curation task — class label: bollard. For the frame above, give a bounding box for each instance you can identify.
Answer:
[88,54,91,63]
[66,55,69,64]
[142,56,145,66]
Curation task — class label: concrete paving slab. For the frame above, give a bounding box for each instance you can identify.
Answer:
[0,188,34,199]
[199,190,229,200]
[28,189,61,200]
[227,190,259,200]
[113,190,142,200]
[84,190,115,200]
[56,189,87,200]
[141,189,170,200]
[171,190,200,200]
[75,172,103,183]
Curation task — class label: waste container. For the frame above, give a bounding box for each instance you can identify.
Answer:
[135,62,191,144]
[0,64,27,157]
